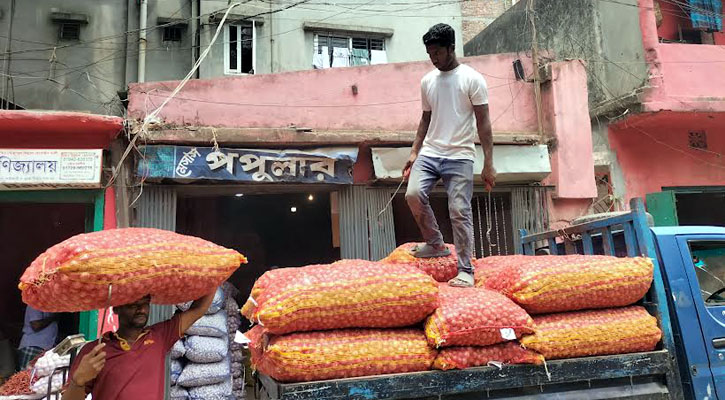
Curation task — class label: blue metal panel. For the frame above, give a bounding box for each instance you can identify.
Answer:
[675,235,725,400]
[656,233,718,400]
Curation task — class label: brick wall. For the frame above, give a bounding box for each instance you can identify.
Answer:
[461,0,514,43]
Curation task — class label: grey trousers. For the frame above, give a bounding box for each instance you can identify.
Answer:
[405,155,474,274]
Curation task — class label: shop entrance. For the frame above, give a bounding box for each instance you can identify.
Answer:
[0,190,105,377]
[648,188,725,227]
[177,190,338,303]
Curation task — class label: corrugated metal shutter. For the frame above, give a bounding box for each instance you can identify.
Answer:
[133,186,178,324]
[339,185,396,261]
[132,186,177,400]
[511,187,550,253]
[366,187,396,260]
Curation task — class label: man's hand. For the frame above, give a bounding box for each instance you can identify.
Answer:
[179,290,217,335]
[482,164,496,192]
[72,343,106,386]
[402,154,417,179]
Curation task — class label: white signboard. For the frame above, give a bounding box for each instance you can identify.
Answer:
[0,149,103,190]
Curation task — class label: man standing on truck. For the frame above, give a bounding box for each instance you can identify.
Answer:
[403,23,495,288]
[61,290,215,400]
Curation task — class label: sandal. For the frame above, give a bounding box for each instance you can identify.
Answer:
[409,244,451,259]
[448,272,474,288]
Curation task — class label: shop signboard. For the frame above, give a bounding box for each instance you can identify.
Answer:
[0,149,103,190]
[138,145,359,184]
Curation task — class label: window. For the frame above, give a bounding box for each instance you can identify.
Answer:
[224,22,256,75]
[59,23,81,41]
[163,26,183,42]
[313,34,387,69]
[689,241,725,304]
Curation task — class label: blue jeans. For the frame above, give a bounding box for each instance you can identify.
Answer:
[405,155,474,274]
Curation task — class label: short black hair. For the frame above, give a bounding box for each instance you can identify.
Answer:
[423,23,456,48]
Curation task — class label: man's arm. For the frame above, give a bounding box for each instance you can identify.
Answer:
[61,343,105,400]
[403,111,432,178]
[178,290,216,335]
[474,104,496,191]
[30,314,57,332]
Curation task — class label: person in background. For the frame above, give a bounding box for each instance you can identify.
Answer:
[17,306,58,370]
[403,23,495,288]
[61,290,215,400]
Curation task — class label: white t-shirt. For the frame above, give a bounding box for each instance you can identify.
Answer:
[419,64,488,161]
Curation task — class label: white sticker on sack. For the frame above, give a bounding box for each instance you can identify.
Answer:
[500,328,517,341]
[234,330,251,345]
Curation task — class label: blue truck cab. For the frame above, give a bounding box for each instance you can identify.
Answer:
[654,226,725,400]
[256,200,725,400]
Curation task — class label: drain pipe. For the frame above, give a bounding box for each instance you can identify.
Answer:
[138,0,148,82]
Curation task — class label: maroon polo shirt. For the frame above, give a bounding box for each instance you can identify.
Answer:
[68,315,181,400]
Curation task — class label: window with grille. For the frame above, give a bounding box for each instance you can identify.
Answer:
[163,26,183,42]
[224,22,256,75]
[314,34,386,68]
[59,23,81,41]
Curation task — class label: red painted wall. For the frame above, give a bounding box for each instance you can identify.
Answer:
[656,0,692,41]
[0,111,123,149]
[610,112,725,202]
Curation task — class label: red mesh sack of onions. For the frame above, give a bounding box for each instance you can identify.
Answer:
[249,260,438,334]
[425,285,534,347]
[520,306,662,360]
[381,242,458,282]
[19,228,246,312]
[246,326,437,383]
[478,255,653,314]
[433,342,544,370]
[241,262,340,320]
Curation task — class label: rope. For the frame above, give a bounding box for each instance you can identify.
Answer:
[486,191,493,256]
[377,178,405,220]
[98,284,113,344]
[476,196,484,257]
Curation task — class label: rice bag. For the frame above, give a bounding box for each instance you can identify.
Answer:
[177,358,230,387]
[185,336,229,363]
[188,377,232,400]
[170,385,189,400]
[171,339,186,359]
[186,312,228,338]
[170,358,184,385]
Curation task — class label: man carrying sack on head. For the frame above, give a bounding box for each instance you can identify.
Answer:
[403,23,496,288]
[61,290,215,400]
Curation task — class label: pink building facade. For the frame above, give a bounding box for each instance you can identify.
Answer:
[127,52,596,257]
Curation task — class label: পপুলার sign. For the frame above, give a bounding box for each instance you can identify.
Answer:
[0,149,103,190]
[137,145,359,185]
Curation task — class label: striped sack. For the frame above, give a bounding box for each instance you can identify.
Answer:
[247,326,436,382]
[425,285,534,347]
[249,260,439,334]
[478,255,653,314]
[433,342,544,370]
[241,263,334,320]
[20,228,246,312]
[520,306,661,360]
[382,243,458,282]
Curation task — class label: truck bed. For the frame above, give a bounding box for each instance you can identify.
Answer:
[255,198,683,400]
[258,351,672,400]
